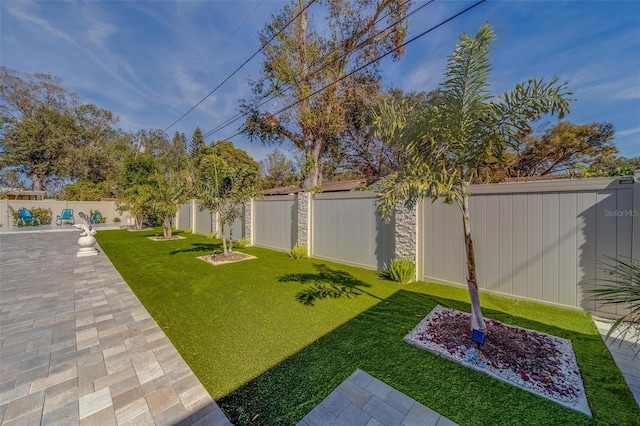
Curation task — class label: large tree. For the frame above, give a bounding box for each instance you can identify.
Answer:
[481,121,618,181]
[0,67,118,191]
[241,0,411,189]
[260,149,299,188]
[373,24,571,332]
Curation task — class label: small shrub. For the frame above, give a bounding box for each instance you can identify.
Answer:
[383,258,416,284]
[113,217,121,223]
[289,244,308,259]
[184,228,193,234]
[205,232,218,240]
[32,207,53,225]
[235,238,249,248]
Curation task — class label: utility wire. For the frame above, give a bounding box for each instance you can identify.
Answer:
[203,0,421,139]
[220,0,486,142]
[163,0,316,133]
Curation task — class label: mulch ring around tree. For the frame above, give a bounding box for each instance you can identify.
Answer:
[197,252,257,266]
[404,305,591,417]
[148,235,187,241]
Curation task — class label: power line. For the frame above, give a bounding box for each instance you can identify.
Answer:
[221,0,486,142]
[162,0,317,133]
[202,0,421,140]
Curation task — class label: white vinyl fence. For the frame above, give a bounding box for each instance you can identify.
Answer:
[419,177,639,316]
[177,173,639,316]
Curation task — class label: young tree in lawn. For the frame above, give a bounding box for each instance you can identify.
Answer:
[241,0,411,190]
[373,23,571,332]
[148,170,191,238]
[115,155,158,229]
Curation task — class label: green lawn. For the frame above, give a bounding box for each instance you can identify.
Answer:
[96,229,640,425]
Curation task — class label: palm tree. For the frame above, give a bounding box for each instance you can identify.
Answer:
[373,23,571,332]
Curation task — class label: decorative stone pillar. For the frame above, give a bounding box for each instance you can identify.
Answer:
[244,199,254,245]
[394,201,418,278]
[297,192,312,255]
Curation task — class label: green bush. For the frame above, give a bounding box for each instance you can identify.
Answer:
[289,244,308,259]
[32,207,52,225]
[184,228,193,234]
[383,258,416,284]
[205,232,218,239]
[235,238,249,248]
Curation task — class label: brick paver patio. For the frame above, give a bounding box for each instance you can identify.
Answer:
[0,231,231,425]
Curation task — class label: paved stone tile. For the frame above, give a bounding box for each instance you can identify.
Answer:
[79,386,112,419]
[333,402,371,426]
[299,370,458,426]
[336,379,373,408]
[402,401,441,426]
[0,232,231,425]
[41,400,79,425]
[363,396,404,426]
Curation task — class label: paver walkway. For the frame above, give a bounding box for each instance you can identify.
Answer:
[0,231,231,425]
[298,370,457,426]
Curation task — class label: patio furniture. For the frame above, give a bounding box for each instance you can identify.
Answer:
[90,212,102,224]
[17,208,40,226]
[55,209,75,226]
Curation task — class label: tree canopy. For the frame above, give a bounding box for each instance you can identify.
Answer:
[373,23,572,332]
[241,0,412,190]
[0,67,119,192]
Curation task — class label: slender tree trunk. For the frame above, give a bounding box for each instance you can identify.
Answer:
[136,215,144,230]
[164,216,172,238]
[460,189,486,332]
[220,222,227,254]
[228,224,234,253]
[32,173,44,191]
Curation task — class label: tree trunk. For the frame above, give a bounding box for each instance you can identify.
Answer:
[32,173,44,191]
[460,190,486,332]
[164,216,172,238]
[136,215,144,230]
[228,224,234,253]
[303,142,323,189]
[220,222,227,254]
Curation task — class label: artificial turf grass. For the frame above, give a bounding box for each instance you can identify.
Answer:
[95,230,640,425]
[96,229,401,396]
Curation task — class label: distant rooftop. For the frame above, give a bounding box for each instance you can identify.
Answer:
[262,179,367,196]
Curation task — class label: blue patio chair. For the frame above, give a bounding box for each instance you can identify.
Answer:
[90,212,101,224]
[17,208,40,226]
[56,209,74,226]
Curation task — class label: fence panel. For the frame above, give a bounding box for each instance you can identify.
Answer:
[253,195,297,251]
[178,202,191,230]
[312,192,394,270]
[194,202,216,235]
[419,177,636,314]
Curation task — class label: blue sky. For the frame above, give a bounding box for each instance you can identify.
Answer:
[2,0,638,162]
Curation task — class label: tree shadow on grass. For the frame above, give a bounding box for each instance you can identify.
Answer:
[169,242,222,255]
[216,289,638,426]
[279,264,384,306]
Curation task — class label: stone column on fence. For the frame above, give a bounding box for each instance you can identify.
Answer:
[394,201,419,280]
[297,192,312,256]
[244,199,254,245]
